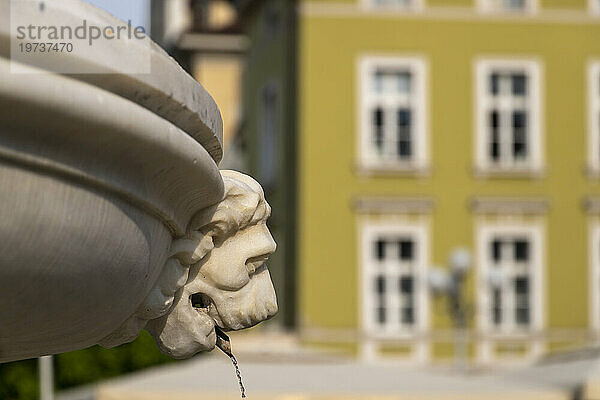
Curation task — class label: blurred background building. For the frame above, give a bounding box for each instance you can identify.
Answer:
[240,0,600,366]
[5,0,600,399]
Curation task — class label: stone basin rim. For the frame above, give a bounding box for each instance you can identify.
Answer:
[0,0,224,163]
[0,56,224,237]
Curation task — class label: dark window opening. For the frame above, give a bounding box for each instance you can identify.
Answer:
[514,240,529,262]
[514,277,530,325]
[399,276,413,293]
[375,239,386,260]
[489,111,500,161]
[401,307,414,324]
[492,288,502,325]
[397,109,412,158]
[512,74,527,95]
[492,239,502,262]
[490,73,500,95]
[377,307,386,324]
[373,107,384,153]
[399,240,414,260]
[376,276,386,294]
[512,111,528,159]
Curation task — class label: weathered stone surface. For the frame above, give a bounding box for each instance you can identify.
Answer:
[0,0,277,362]
[146,171,278,359]
[0,0,223,163]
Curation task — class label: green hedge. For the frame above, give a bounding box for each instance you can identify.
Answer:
[0,331,177,400]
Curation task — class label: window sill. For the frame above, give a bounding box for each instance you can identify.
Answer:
[476,7,538,16]
[355,162,431,177]
[473,166,545,179]
[481,330,540,340]
[365,330,421,341]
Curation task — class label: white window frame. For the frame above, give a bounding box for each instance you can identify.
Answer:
[589,224,600,333]
[362,0,424,12]
[476,0,538,14]
[360,221,429,340]
[358,56,428,172]
[474,58,543,175]
[476,223,544,339]
[588,62,600,173]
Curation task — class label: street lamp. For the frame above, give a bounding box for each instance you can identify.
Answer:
[428,266,452,294]
[487,267,504,289]
[428,247,472,371]
[449,248,471,276]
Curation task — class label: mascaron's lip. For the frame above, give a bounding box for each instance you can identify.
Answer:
[190,263,270,331]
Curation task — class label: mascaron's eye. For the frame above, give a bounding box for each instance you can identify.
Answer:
[212,235,226,248]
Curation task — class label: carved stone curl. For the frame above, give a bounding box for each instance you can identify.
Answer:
[100,170,278,358]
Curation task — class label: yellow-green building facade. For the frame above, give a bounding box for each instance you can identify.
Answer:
[241,0,600,364]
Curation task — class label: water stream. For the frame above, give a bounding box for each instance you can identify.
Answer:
[229,354,246,398]
[215,326,247,398]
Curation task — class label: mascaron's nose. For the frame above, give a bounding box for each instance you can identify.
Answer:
[255,224,276,256]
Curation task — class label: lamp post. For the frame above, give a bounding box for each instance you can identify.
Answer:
[39,356,54,400]
[428,248,472,372]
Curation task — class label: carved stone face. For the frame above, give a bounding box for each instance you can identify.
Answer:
[145,170,278,359]
[185,221,278,331]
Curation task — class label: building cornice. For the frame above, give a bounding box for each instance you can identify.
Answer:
[470,197,549,215]
[299,3,600,25]
[353,196,434,214]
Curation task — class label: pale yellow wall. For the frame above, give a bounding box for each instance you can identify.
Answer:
[192,54,242,149]
[297,13,600,342]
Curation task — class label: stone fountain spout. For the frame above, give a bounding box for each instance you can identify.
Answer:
[109,170,279,359]
[0,0,277,363]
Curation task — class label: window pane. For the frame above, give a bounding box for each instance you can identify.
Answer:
[516,309,529,325]
[492,239,502,262]
[493,288,502,325]
[512,74,527,96]
[400,276,414,324]
[402,307,414,324]
[490,73,500,95]
[376,276,386,294]
[504,0,525,9]
[397,109,412,157]
[513,111,528,159]
[377,307,386,324]
[489,111,500,161]
[514,277,530,325]
[399,240,413,260]
[400,276,413,293]
[515,277,529,293]
[374,69,411,93]
[375,239,386,260]
[397,72,411,93]
[514,239,529,262]
[374,70,383,92]
[513,111,527,129]
[372,107,384,154]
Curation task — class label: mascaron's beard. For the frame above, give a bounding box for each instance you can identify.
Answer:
[205,265,278,331]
